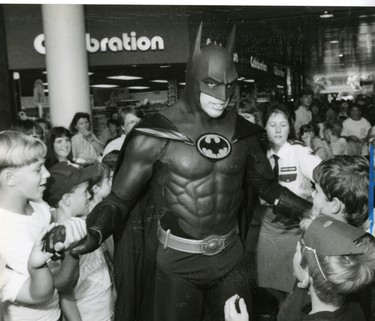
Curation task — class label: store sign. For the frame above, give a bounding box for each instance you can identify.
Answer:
[250,56,267,72]
[34,32,165,55]
[274,66,285,78]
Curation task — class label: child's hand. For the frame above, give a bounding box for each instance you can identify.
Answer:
[28,223,57,270]
[42,218,87,259]
[224,294,249,321]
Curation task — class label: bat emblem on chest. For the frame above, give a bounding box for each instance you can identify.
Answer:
[196,133,232,161]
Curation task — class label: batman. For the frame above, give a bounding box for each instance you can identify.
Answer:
[45,23,311,321]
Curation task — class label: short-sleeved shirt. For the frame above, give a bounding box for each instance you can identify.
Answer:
[266,141,322,200]
[0,202,60,321]
[341,117,372,140]
[74,247,114,321]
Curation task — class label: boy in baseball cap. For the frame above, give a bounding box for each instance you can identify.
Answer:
[224,215,375,321]
[43,161,114,321]
[292,216,375,320]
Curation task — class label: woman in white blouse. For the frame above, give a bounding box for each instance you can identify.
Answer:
[251,102,322,307]
[69,112,104,164]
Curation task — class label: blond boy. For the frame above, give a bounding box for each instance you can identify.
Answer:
[0,131,86,321]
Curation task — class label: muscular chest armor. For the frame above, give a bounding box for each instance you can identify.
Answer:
[151,136,249,231]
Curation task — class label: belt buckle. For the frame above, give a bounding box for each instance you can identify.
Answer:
[202,235,224,256]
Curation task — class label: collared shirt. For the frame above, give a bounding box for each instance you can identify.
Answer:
[265,141,322,200]
[102,134,126,158]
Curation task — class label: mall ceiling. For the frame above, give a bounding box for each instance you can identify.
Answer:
[13,5,375,97]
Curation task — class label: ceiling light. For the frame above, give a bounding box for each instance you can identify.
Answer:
[44,89,49,92]
[91,84,119,88]
[43,71,93,76]
[237,77,245,81]
[178,82,186,86]
[320,11,334,18]
[43,82,48,86]
[127,86,150,90]
[338,53,344,57]
[243,79,255,83]
[150,80,168,83]
[330,40,339,44]
[107,75,143,80]
[159,65,171,68]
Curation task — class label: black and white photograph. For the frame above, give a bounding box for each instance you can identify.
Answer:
[0,2,375,321]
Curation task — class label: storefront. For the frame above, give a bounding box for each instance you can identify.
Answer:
[0,4,312,132]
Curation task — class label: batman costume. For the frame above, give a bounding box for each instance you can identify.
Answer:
[45,23,311,321]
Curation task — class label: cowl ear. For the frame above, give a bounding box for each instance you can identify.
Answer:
[192,22,203,60]
[226,25,236,55]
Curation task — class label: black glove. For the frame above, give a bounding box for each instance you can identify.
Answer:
[71,201,121,257]
[42,225,66,261]
[272,187,312,226]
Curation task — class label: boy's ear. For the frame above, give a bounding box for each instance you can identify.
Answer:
[61,193,71,206]
[92,185,100,195]
[297,268,311,289]
[1,169,16,187]
[331,197,342,214]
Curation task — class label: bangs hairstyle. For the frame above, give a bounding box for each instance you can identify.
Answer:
[0,131,46,171]
[313,155,369,227]
[300,233,375,307]
[262,102,296,140]
[45,127,72,169]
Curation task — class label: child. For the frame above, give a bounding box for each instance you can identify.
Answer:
[278,155,370,321]
[43,161,114,321]
[225,155,371,321]
[0,131,86,321]
[310,155,368,228]
[320,120,349,156]
[87,162,112,213]
[87,162,114,260]
[225,216,375,321]
[293,216,374,319]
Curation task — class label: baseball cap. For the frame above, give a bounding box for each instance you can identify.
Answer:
[44,161,97,207]
[304,215,368,256]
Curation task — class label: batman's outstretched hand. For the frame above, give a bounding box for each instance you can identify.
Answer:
[70,201,118,257]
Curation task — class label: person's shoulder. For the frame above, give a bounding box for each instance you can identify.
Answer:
[71,133,82,141]
[361,117,371,126]
[290,140,318,156]
[289,139,307,148]
[29,201,51,218]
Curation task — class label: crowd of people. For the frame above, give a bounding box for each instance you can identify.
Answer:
[1,24,375,321]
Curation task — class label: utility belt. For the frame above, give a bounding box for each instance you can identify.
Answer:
[157,222,238,256]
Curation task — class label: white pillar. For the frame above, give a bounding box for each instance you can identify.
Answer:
[42,4,90,128]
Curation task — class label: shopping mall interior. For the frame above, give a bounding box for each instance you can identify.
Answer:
[1,4,375,131]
